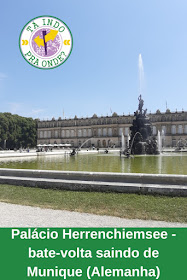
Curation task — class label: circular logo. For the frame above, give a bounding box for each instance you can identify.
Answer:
[19,16,73,69]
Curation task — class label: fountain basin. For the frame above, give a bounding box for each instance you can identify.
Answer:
[0,152,186,174]
[0,168,186,196]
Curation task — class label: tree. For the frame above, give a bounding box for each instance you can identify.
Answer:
[0,113,37,149]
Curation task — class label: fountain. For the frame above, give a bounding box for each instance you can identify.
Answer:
[128,95,159,155]
[175,138,187,151]
[138,54,144,96]
[79,138,93,149]
[157,130,162,153]
[121,54,159,155]
[121,133,125,152]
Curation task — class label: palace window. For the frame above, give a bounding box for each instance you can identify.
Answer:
[48,131,51,138]
[55,130,58,138]
[61,130,65,138]
[78,129,82,137]
[185,125,187,134]
[103,128,107,137]
[178,125,183,134]
[98,128,102,137]
[172,139,176,147]
[161,126,166,135]
[171,125,176,134]
[108,128,112,136]
[161,116,166,121]
[40,131,43,138]
[119,128,123,136]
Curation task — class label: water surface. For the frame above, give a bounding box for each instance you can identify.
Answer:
[0,152,186,174]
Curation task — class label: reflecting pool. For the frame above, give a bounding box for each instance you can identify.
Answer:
[0,152,187,174]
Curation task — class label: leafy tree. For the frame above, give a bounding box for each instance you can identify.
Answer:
[0,113,37,149]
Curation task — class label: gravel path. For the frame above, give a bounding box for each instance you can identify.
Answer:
[0,202,186,227]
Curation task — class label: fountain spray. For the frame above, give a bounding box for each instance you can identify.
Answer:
[138,54,144,96]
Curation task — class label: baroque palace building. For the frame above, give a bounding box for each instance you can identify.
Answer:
[37,110,187,148]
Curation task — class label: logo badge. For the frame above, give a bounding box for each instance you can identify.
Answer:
[19,16,73,69]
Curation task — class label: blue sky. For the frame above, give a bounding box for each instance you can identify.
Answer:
[1,0,187,119]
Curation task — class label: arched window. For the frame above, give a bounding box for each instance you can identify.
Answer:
[178,125,183,134]
[103,128,107,136]
[40,131,43,138]
[171,125,176,135]
[108,128,112,136]
[98,128,102,137]
[103,140,106,147]
[172,139,176,147]
[161,116,166,121]
[185,125,187,134]
[178,115,183,121]
[119,128,123,136]
[48,131,51,138]
[55,130,58,138]
[61,130,65,138]
[161,126,166,135]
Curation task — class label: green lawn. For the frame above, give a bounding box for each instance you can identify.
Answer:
[0,184,186,223]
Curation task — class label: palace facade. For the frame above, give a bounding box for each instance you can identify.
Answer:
[37,110,187,148]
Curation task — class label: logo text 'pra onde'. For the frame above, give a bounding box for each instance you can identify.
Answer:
[19,16,73,70]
